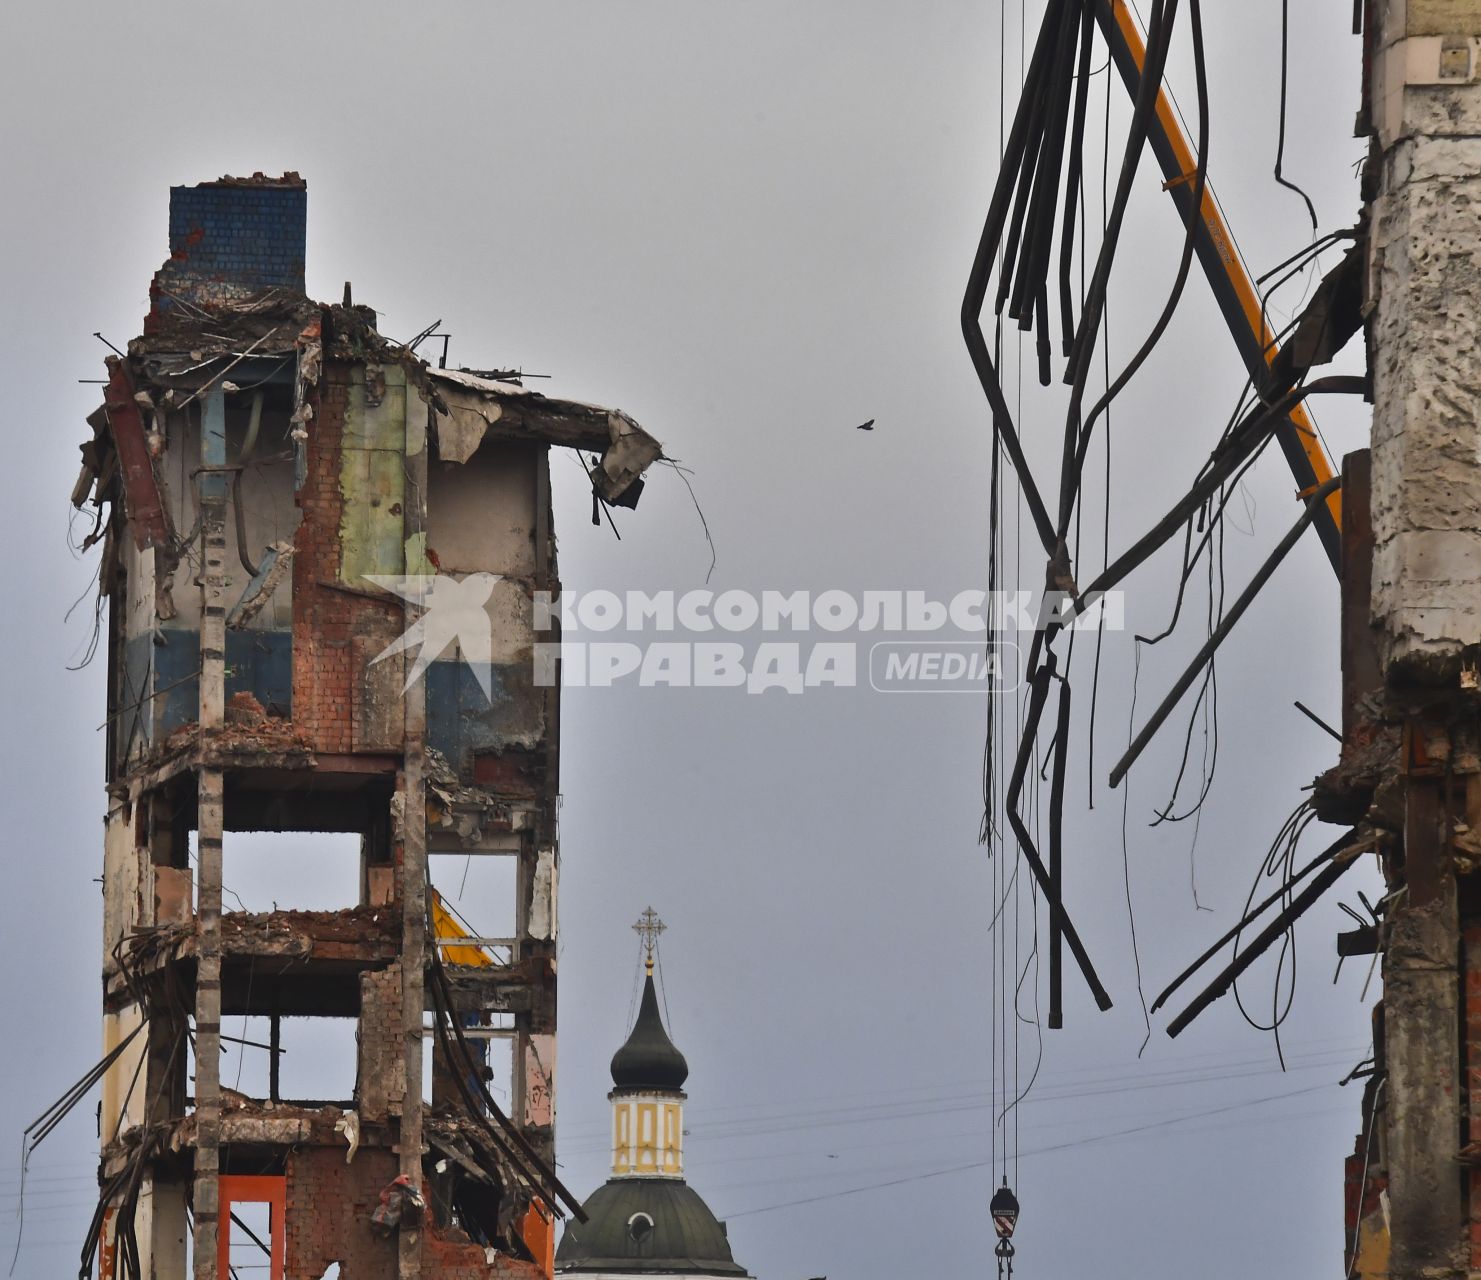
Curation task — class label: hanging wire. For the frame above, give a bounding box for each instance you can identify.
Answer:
[626,931,646,1029]
[654,940,676,1036]
[1232,801,1319,1066]
[1273,0,1320,232]
[1086,45,1115,812]
[1121,646,1153,1055]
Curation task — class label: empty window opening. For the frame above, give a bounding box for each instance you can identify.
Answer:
[428,853,517,946]
[424,1011,515,1035]
[229,1200,274,1275]
[226,395,298,634]
[190,830,363,913]
[449,1175,505,1248]
[426,1017,515,1109]
[199,1015,358,1105]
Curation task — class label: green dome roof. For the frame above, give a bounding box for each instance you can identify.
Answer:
[610,974,689,1091]
[556,1178,747,1275]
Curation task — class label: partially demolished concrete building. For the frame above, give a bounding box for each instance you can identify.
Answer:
[1333,6,1481,1276]
[952,4,1481,1276]
[74,173,662,1278]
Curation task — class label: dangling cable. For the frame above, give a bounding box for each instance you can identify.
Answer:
[1087,46,1114,811]
[1121,644,1153,1054]
[1273,0,1319,232]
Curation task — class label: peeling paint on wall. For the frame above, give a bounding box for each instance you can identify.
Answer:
[529,850,556,942]
[339,366,407,586]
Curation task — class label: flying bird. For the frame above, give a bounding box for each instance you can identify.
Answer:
[856,419,875,431]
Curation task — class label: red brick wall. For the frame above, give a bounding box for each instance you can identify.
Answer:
[423,1228,546,1280]
[291,361,402,754]
[292,362,353,753]
[284,1146,399,1278]
[358,962,405,1123]
[284,1147,546,1279]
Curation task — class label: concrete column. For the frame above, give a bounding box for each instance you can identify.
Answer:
[145,1175,189,1277]
[1369,0,1481,676]
[1385,764,1463,1279]
[533,446,559,1175]
[398,391,430,1280]
[192,384,228,1278]
[1368,6,1481,1276]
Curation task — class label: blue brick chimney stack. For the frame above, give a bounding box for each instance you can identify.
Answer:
[146,172,307,330]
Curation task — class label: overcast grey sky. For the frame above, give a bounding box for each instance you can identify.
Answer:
[0,3,1377,1277]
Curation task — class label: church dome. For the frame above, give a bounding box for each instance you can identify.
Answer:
[555,1178,746,1275]
[610,973,689,1091]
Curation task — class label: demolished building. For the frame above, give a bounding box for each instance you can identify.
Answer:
[72,172,663,1279]
[1330,5,1481,1275]
[956,3,1481,1277]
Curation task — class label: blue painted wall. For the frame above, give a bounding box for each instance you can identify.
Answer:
[426,659,545,773]
[154,181,306,315]
[120,633,542,774]
[124,629,293,743]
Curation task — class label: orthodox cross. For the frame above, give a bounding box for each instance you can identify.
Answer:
[633,907,666,976]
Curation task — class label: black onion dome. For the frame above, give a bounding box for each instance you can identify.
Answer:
[611,974,689,1091]
[556,1179,746,1275]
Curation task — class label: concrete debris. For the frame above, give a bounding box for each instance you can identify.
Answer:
[227,538,296,629]
[427,367,662,503]
[335,1111,361,1164]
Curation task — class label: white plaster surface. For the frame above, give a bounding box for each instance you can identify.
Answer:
[1369,24,1481,671]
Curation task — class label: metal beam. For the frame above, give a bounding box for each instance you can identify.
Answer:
[102,357,173,550]
[1093,0,1343,573]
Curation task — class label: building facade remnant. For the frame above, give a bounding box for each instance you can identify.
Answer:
[76,173,663,1279]
[1330,5,1481,1276]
